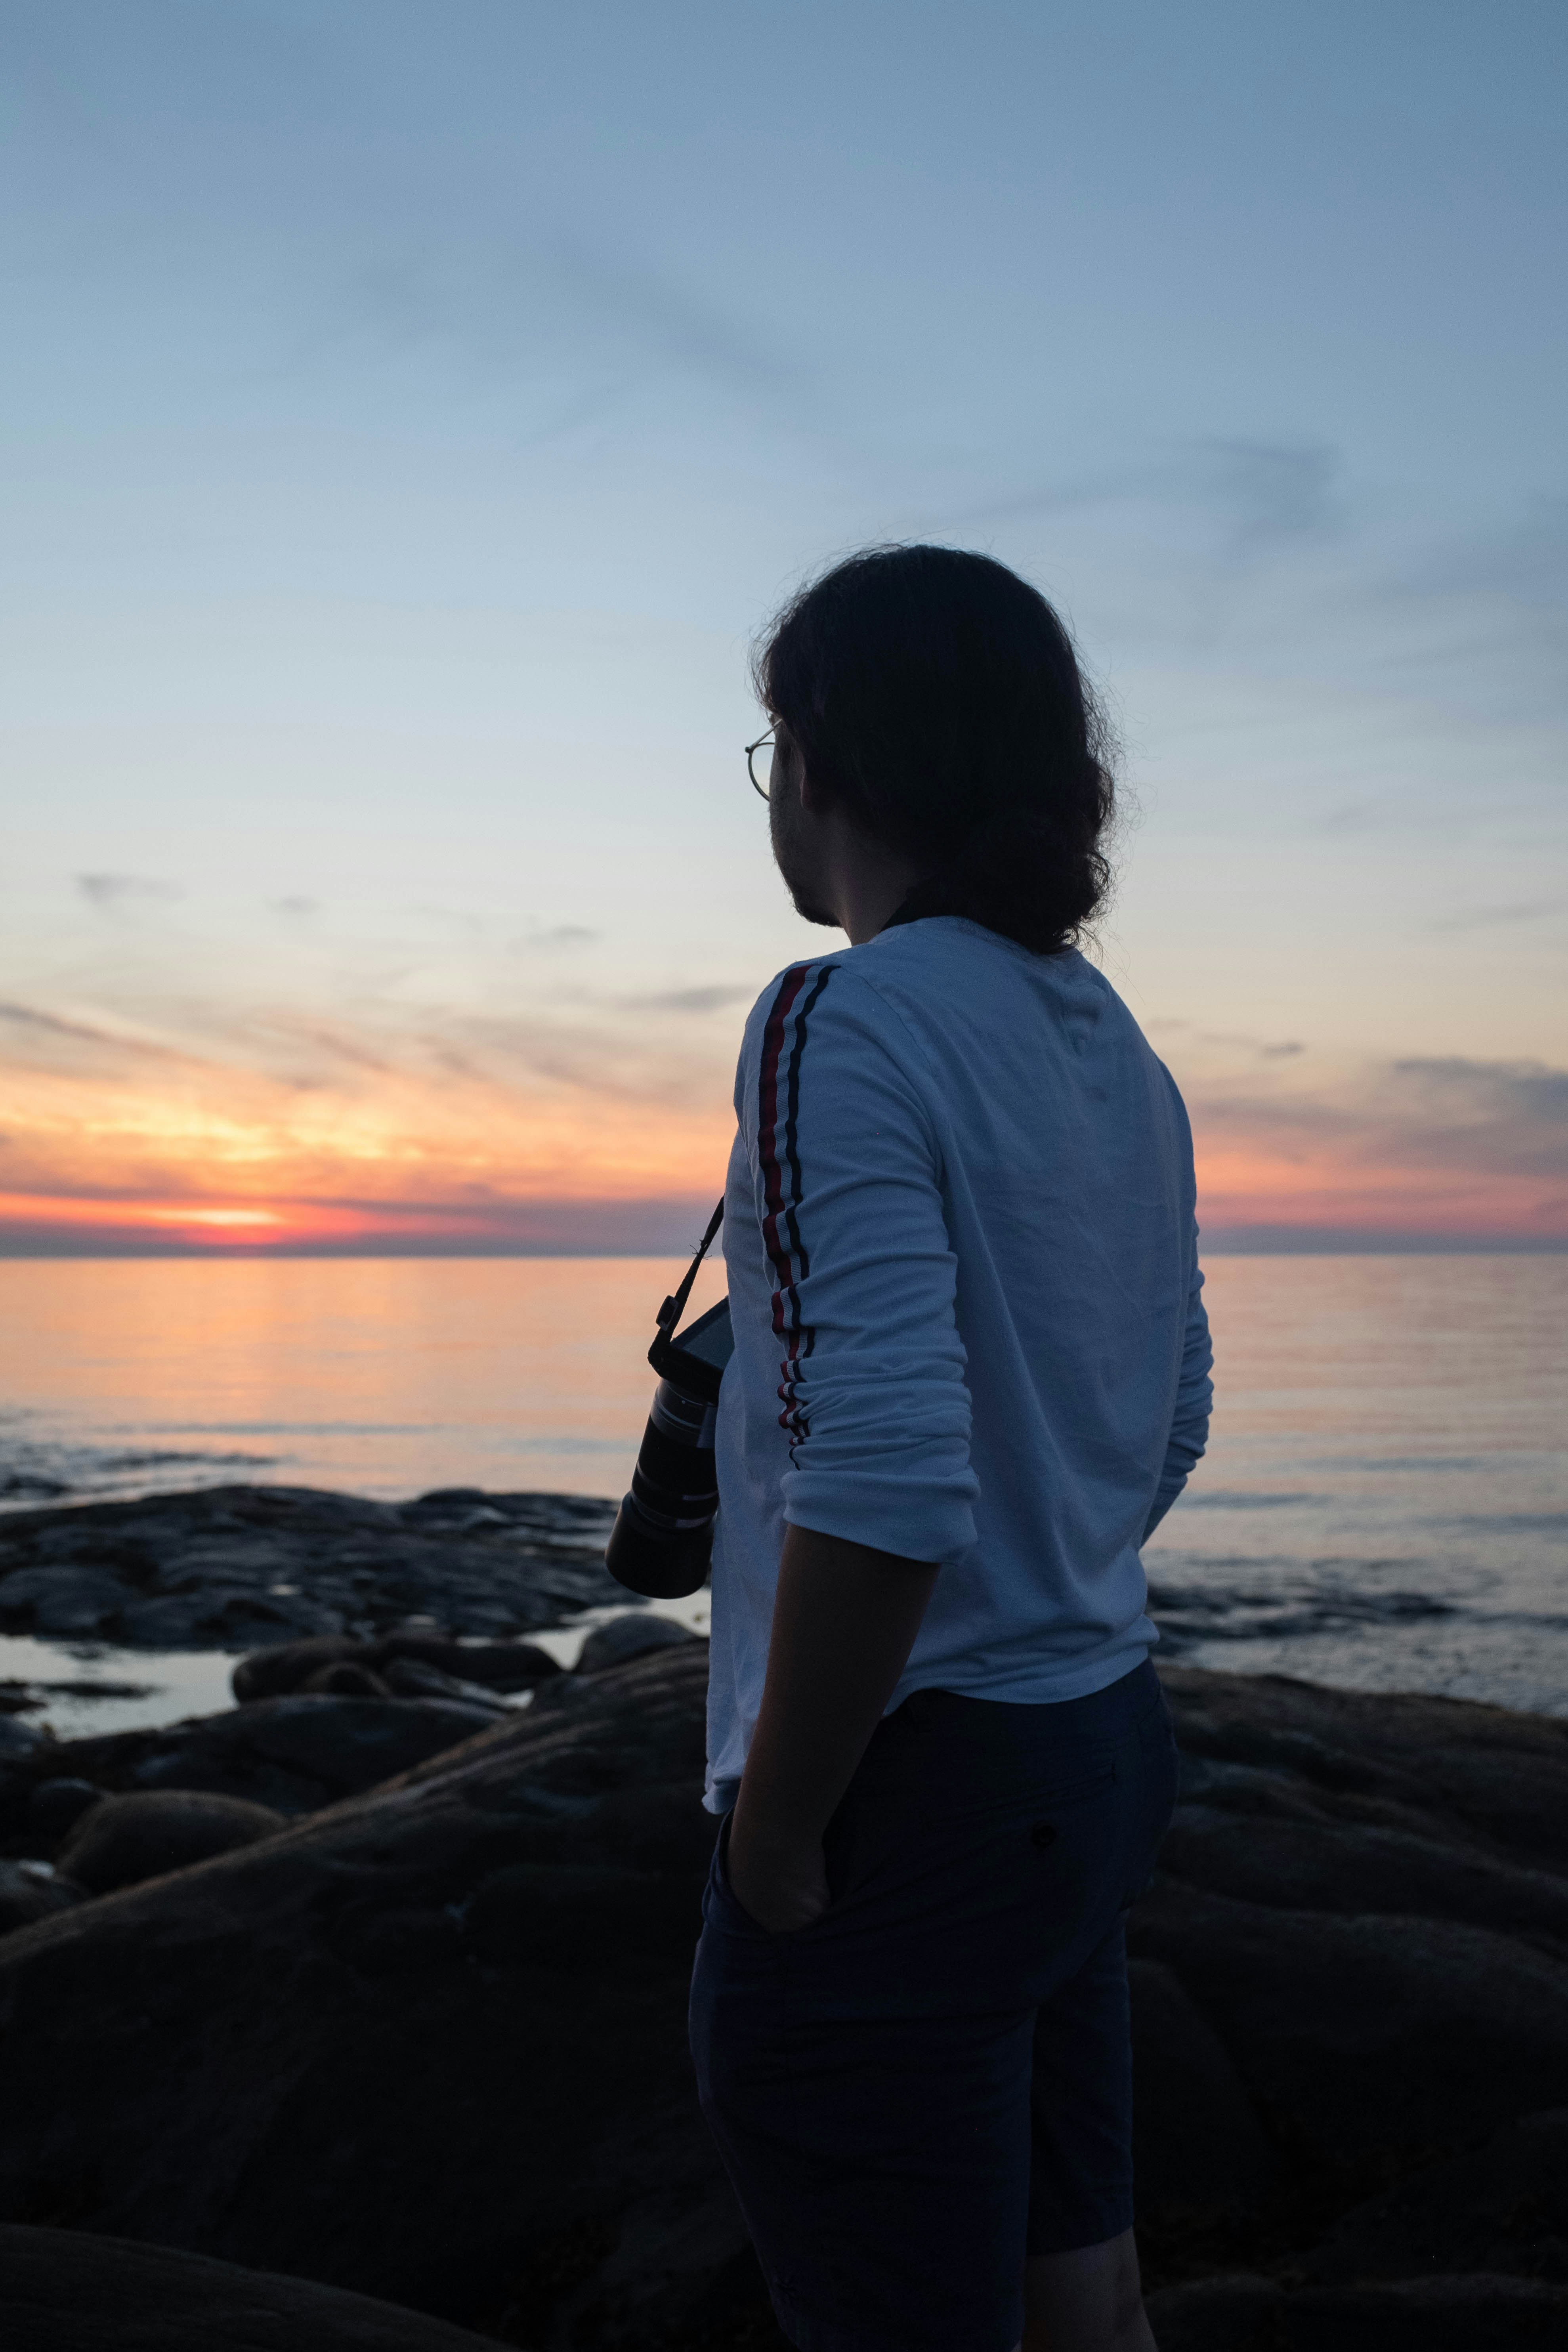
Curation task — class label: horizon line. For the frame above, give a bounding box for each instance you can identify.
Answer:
[0,1230,1565,1261]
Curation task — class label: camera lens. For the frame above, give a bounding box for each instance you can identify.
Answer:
[605,1376,720,1599]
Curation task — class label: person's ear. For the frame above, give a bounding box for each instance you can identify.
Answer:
[797,766,826,817]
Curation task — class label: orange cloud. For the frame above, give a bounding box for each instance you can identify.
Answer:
[2,986,1563,1252]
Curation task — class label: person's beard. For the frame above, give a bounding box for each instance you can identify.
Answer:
[769,773,838,928]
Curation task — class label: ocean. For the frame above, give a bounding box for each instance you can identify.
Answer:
[2,1252,1565,1730]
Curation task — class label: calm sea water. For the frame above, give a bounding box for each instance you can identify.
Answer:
[1,1254,1564,1724]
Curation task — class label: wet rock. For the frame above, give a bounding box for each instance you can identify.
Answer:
[0,2222,511,2350]
[577,1613,697,1675]
[0,1718,44,1762]
[0,1482,621,1653]
[0,1861,81,1936]
[26,1780,103,1848]
[0,1567,130,1638]
[60,1791,288,1895]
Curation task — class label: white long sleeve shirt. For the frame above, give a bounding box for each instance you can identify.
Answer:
[705,915,1212,1813]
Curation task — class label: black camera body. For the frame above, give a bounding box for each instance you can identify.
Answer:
[604,1206,733,1600]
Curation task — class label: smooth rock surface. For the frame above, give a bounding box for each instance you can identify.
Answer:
[0,1646,733,2344]
[0,2224,510,2351]
[1144,2272,1568,2350]
[233,1631,562,1705]
[59,1791,287,1895]
[576,1614,697,1676]
[1300,2106,1568,2285]
[0,1863,80,1936]
[1127,1958,1279,2236]
[0,1694,508,1834]
[0,1660,1562,2346]
[27,1779,103,1844]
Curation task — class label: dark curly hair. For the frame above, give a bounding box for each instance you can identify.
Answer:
[754,544,1115,956]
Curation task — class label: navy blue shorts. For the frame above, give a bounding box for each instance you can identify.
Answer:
[689,1659,1178,2352]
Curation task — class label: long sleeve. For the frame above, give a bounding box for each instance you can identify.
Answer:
[739,960,980,1565]
[1141,1229,1213,1543]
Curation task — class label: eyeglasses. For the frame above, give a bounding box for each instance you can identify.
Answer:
[745,726,777,801]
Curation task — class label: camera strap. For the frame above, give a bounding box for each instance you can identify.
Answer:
[657,1196,725,1337]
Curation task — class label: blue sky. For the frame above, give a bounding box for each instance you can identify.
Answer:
[2,1,1564,1248]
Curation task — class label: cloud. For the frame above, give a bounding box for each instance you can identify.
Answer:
[0,1000,191,1071]
[304,231,793,440]
[520,924,599,951]
[1384,1057,1568,1178]
[1184,1050,1568,1236]
[1180,439,1342,552]
[1429,899,1564,933]
[1260,1040,1305,1059]
[77,873,183,913]
[623,985,752,1015]
[927,435,1343,556]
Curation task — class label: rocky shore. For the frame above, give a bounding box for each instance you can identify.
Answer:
[0,1482,622,1654]
[0,1486,1566,2347]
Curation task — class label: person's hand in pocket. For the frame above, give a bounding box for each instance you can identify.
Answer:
[726,1814,831,1934]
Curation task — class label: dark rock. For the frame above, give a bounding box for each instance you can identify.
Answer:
[0,1863,81,1936]
[26,1781,103,1848]
[1161,1665,1568,1874]
[233,1637,363,1701]
[524,1673,590,1714]
[380,1659,508,1711]
[1128,1958,1280,2241]
[1302,2107,1568,2285]
[1145,2272,1568,2350]
[0,1719,44,1762]
[0,1645,738,2340]
[0,1567,130,1638]
[302,1662,392,1698]
[577,1613,697,1676]
[59,1792,287,1894]
[2,1695,508,1821]
[233,1630,561,1705]
[0,2223,510,2349]
[1157,1806,1568,1952]
[0,1482,621,1654]
[1129,1877,1568,2187]
[0,1658,1564,2344]
[377,1635,562,1690]
[1142,2272,1282,2352]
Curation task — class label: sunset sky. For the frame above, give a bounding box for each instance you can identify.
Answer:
[4,2,1564,1253]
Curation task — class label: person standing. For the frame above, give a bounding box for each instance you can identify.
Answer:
[690,545,1212,2352]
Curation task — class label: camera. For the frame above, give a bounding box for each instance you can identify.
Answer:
[605,1203,732,1600]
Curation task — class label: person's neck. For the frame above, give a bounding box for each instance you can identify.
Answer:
[825,844,924,945]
